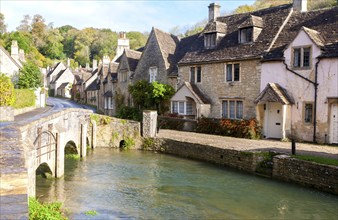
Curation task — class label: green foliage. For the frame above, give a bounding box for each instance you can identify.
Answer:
[41,28,65,59]
[158,114,185,131]
[0,13,7,34]
[90,113,111,125]
[29,197,68,220]
[84,210,98,216]
[116,106,142,121]
[0,73,15,106]
[13,89,35,109]
[128,80,175,114]
[126,31,147,50]
[65,154,80,160]
[17,61,42,89]
[142,137,156,150]
[122,136,135,149]
[196,118,262,139]
[291,154,338,166]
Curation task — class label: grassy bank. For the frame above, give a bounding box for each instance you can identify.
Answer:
[29,197,68,220]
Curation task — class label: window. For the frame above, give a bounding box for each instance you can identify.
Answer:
[190,66,202,83]
[293,47,311,68]
[205,33,216,48]
[304,103,313,123]
[120,70,128,82]
[222,100,243,119]
[239,27,253,43]
[225,63,240,82]
[149,67,157,82]
[172,101,194,115]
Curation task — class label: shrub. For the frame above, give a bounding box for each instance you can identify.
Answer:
[196,117,262,139]
[13,89,36,109]
[29,197,68,220]
[0,73,15,106]
[116,106,142,121]
[158,114,185,130]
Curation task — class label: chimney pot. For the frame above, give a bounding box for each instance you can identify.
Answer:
[293,0,307,12]
[208,3,221,22]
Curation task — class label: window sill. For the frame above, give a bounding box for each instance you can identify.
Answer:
[292,66,312,70]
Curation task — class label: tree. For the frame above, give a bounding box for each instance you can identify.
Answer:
[0,13,7,35]
[17,15,31,32]
[31,14,47,49]
[0,73,15,106]
[17,61,42,89]
[126,31,147,50]
[41,28,65,59]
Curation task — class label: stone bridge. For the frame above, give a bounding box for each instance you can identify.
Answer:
[0,108,146,219]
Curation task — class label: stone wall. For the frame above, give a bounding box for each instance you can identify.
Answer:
[92,114,142,149]
[160,138,262,172]
[178,59,261,119]
[273,155,338,194]
[157,138,338,195]
[0,106,14,121]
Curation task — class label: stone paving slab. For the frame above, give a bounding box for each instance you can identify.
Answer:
[157,129,338,159]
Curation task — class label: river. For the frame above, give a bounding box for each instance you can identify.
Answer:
[36,148,338,219]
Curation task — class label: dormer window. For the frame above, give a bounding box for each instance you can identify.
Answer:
[293,47,311,68]
[239,27,253,43]
[205,33,216,49]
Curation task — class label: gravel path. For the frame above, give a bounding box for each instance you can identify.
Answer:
[157,129,338,160]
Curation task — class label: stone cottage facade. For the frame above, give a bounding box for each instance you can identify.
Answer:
[173,3,294,119]
[257,3,338,143]
[0,41,25,79]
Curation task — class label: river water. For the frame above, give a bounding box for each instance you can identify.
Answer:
[36,148,338,219]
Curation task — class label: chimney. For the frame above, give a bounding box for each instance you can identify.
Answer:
[102,55,110,66]
[67,58,70,67]
[113,31,130,62]
[93,59,98,70]
[18,49,25,62]
[293,0,307,12]
[208,3,221,22]
[11,40,19,60]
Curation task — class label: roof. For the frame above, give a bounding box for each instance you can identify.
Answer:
[238,15,264,29]
[73,70,92,85]
[124,49,142,72]
[86,80,99,91]
[103,90,113,97]
[58,82,69,89]
[203,21,227,34]
[50,69,67,84]
[153,28,180,71]
[176,82,211,104]
[0,46,22,69]
[47,62,63,77]
[179,4,293,64]
[264,6,338,60]
[255,83,294,105]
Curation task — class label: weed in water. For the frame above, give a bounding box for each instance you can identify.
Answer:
[84,210,98,216]
[29,197,68,220]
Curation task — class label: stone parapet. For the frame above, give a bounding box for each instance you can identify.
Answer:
[0,106,14,121]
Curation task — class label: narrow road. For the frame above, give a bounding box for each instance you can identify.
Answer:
[0,97,95,127]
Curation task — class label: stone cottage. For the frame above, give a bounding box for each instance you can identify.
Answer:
[0,41,25,79]
[256,1,338,143]
[172,3,294,119]
[49,67,74,98]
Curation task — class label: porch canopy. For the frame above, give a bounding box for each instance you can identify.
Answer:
[255,83,294,105]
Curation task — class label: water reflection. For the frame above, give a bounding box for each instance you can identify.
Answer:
[36,148,338,219]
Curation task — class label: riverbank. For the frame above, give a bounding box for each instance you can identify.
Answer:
[155,129,338,195]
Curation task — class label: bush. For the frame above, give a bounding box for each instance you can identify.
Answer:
[116,106,142,121]
[13,89,36,109]
[0,73,15,106]
[29,197,68,220]
[158,114,185,130]
[196,117,262,139]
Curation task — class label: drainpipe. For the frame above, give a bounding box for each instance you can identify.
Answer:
[282,59,320,143]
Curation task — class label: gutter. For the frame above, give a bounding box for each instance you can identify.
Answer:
[282,59,320,143]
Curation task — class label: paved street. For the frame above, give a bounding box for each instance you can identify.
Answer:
[158,129,338,159]
[0,97,95,127]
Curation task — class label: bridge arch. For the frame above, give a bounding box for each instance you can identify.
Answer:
[65,140,78,155]
[36,162,53,179]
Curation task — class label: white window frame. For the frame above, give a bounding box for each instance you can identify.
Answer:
[225,63,240,82]
[303,102,314,124]
[204,33,216,48]
[221,100,243,119]
[190,66,202,83]
[149,66,157,83]
[171,100,194,115]
[292,46,311,69]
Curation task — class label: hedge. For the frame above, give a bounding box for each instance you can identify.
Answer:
[13,89,36,109]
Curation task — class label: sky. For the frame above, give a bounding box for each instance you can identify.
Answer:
[1,0,255,33]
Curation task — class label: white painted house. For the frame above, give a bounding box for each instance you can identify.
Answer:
[257,3,338,144]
